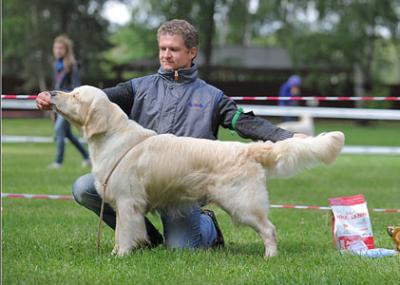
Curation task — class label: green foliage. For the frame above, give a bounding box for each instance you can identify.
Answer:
[3,0,112,91]
[272,0,400,91]
[372,40,400,84]
[104,21,158,66]
[3,0,400,93]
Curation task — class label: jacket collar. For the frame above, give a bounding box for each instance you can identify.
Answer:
[158,64,198,83]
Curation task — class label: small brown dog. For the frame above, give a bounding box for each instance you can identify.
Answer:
[387,225,400,251]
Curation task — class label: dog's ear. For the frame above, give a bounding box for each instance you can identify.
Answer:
[82,97,110,139]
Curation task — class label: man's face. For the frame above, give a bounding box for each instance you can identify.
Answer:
[158,34,197,71]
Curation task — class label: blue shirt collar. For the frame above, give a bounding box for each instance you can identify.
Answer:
[55,58,64,73]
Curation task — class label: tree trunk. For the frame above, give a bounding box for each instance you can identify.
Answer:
[202,0,216,80]
[31,4,48,91]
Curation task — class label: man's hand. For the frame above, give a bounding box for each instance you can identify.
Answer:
[36,91,53,110]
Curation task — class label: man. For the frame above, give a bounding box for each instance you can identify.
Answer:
[36,19,299,250]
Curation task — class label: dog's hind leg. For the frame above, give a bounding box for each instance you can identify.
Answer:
[115,198,148,256]
[233,206,277,258]
[251,212,277,258]
[214,182,277,258]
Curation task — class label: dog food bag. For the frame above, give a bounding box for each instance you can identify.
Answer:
[329,194,375,251]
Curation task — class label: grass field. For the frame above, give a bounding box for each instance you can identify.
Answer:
[2,118,400,284]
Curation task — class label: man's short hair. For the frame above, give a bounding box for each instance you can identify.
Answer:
[157,19,199,49]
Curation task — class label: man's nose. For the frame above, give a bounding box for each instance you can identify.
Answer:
[164,49,172,57]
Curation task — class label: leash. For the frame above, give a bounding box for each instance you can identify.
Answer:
[96,144,140,253]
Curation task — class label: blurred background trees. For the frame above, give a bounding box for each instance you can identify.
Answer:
[3,0,111,91]
[3,0,400,98]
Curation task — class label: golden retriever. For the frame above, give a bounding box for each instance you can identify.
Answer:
[50,85,344,258]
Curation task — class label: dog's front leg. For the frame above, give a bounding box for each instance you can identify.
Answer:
[115,198,148,256]
[111,211,120,256]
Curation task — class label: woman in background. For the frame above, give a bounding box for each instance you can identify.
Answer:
[48,35,90,169]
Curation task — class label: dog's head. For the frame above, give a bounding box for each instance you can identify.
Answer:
[51,85,123,139]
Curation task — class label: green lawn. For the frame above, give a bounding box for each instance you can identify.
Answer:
[3,117,400,146]
[2,118,400,285]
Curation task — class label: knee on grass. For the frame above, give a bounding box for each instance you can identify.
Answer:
[72,173,96,205]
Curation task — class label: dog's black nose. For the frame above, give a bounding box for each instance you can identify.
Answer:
[49,90,59,97]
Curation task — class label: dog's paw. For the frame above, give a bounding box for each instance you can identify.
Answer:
[264,245,278,259]
[111,245,119,256]
[116,247,132,257]
[329,131,345,144]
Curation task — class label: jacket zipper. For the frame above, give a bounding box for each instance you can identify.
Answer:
[174,70,179,81]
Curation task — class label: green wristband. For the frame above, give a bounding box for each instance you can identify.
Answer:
[231,107,244,131]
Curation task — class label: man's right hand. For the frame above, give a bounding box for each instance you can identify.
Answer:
[36,91,53,110]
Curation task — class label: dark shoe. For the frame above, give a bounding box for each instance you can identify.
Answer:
[202,209,225,248]
[144,217,164,248]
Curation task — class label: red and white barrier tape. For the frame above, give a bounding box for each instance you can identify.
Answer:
[2,95,38,100]
[2,193,73,200]
[270,204,400,213]
[2,193,399,213]
[229,96,400,101]
[2,94,400,101]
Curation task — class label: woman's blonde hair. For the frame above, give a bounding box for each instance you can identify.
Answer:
[53,34,76,73]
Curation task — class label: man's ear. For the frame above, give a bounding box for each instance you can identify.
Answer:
[189,47,197,61]
[82,99,109,139]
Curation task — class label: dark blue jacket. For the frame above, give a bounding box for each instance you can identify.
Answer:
[279,75,301,107]
[53,62,80,91]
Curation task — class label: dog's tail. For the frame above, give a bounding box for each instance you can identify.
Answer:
[247,131,345,178]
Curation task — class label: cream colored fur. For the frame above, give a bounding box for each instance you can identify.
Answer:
[51,85,345,258]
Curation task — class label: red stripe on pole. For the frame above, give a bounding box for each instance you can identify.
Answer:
[307,206,322,210]
[282,204,295,208]
[32,195,53,199]
[379,209,399,213]
[6,194,27,199]
[362,96,374,101]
